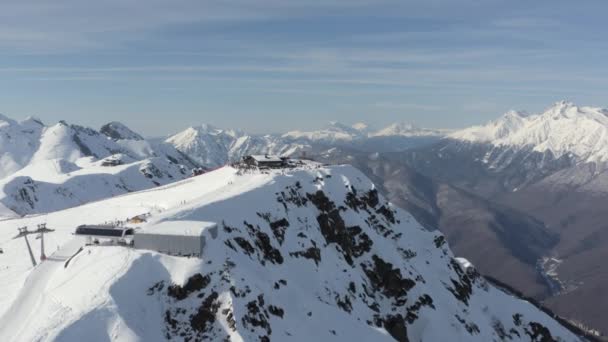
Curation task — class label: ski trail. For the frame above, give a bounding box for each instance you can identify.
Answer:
[0,237,84,341]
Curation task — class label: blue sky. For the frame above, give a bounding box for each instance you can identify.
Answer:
[1,0,607,136]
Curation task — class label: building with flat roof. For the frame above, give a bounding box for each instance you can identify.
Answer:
[133,220,218,257]
[242,155,287,168]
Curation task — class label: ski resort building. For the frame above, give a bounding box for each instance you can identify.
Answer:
[133,220,218,257]
[242,155,287,168]
[74,225,134,244]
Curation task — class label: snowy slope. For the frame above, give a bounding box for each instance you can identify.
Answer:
[30,122,125,164]
[0,117,198,217]
[0,115,45,179]
[0,163,582,341]
[451,101,608,164]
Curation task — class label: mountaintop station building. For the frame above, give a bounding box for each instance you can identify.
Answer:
[242,155,287,168]
[133,220,218,257]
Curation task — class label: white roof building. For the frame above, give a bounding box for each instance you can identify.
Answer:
[133,220,218,257]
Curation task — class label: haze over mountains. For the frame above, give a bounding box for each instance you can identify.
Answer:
[0,101,607,339]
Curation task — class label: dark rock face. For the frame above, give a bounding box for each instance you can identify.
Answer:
[276,182,309,210]
[455,314,480,335]
[13,177,38,209]
[405,294,435,323]
[306,190,377,265]
[258,212,289,245]
[362,255,415,302]
[251,229,284,265]
[525,322,556,342]
[100,121,144,141]
[242,294,273,338]
[268,305,284,318]
[133,171,582,342]
[190,292,220,333]
[383,314,409,342]
[446,259,473,306]
[316,150,564,303]
[233,237,255,255]
[72,124,126,158]
[289,246,321,265]
[167,273,211,300]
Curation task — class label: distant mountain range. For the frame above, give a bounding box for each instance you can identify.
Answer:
[166,121,448,168]
[451,101,608,164]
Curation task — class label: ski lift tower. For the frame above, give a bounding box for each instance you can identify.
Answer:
[37,223,47,261]
[34,223,54,262]
[16,227,37,267]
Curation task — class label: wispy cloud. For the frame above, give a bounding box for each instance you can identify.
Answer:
[374,102,443,111]
[0,0,607,135]
[0,0,399,52]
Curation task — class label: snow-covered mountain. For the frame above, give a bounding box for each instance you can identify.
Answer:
[100,121,144,141]
[404,101,608,196]
[451,101,608,164]
[166,124,309,167]
[0,116,198,217]
[371,122,449,138]
[0,113,446,217]
[284,121,447,142]
[0,114,46,179]
[396,102,608,332]
[0,163,583,341]
[166,121,447,168]
[283,121,368,143]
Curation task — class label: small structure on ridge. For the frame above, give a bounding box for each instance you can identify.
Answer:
[242,155,287,168]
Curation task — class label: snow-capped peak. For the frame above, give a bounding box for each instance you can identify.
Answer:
[0,113,17,127]
[100,121,144,141]
[450,101,608,163]
[194,123,222,134]
[20,116,44,127]
[370,122,449,138]
[283,121,366,142]
[371,122,416,136]
[167,124,309,167]
[327,121,364,134]
[351,122,371,132]
[0,113,199,216]
[548,100,576,112]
